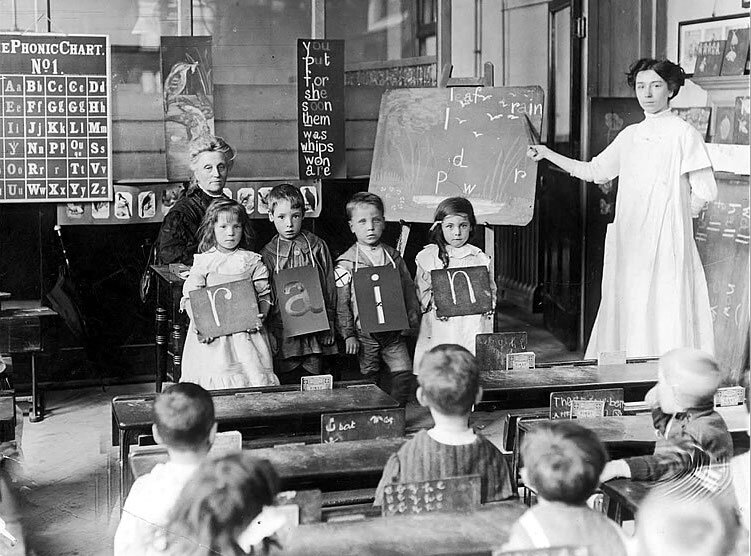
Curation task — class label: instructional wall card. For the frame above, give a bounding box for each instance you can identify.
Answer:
[297,39,345,179]
[0,33,112,203]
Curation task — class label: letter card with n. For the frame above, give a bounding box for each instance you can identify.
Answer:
[431,265,492,318]
[274,266,330,338]
[353,266,409,334]
[189,279,262,338]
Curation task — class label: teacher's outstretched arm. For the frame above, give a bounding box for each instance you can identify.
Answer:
[526,138,623,185]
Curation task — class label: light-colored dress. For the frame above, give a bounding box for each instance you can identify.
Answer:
[570,109,717,358]
[180,248,278,389]
[413,243,495,370]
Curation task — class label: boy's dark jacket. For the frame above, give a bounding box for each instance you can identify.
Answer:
[625,402,733,481]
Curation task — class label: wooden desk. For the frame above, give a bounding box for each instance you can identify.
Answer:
[151,265,185,391]
[272,501,526,556]
[600,479,651,525]
[0,301,58,423]
[130,437,407,495]
[480,360,658,405]
[112,383,398,504]
[513,407,749,491]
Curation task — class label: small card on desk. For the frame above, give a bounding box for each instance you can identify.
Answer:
[301,374,333,391]
[506,351,535,370]
[598,350,627,366]
[715,386,745,407]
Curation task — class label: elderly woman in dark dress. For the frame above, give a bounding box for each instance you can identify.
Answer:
[157,136,236,265]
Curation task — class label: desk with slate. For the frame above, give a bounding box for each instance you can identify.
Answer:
[112,383,398,504]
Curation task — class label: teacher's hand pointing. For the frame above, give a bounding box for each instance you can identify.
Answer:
[526,145,548,162]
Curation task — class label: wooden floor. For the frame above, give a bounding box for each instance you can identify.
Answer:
[3,308,579,554]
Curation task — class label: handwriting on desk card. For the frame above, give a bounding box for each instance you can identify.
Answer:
[715,386,746,407]
[598,350,627,366]
[381,475,481,516]
[506,351,536,370]
[570,399,606,419]
[550,388,624,419]
[321,408,405,443]
[301,374,333,392]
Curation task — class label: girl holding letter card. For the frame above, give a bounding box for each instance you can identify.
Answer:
[413,197,496,370]
[181,199,279,389]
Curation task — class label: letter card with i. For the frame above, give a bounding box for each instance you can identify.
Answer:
[353,266,409,334]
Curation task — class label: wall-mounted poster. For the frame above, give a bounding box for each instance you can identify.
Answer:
[0,33,112,203]
[161,36,215,181]
[57,180,322,225]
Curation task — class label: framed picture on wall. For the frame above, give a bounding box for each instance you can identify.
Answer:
[678,13,750,76]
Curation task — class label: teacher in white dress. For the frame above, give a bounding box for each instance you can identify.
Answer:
[527,58,717,359]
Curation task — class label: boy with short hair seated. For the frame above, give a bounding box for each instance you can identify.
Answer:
[114,383,217,555]
[600,348,733,483]
[635,486,742,556]
[503,420,628,554]
[374,344,513,504]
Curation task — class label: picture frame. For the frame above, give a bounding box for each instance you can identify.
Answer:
[678,13,750,76]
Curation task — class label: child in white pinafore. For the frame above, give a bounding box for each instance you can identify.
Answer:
[413,197,495,371]
[180,199,279,389]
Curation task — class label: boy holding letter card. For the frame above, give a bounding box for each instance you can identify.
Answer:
[414,198,496,371]
[261,184,338,385]
[334,192,420,406]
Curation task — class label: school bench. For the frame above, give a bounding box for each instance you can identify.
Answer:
[270,500,527,556]
[112,382,398,504]
[512,406,749,492]
[128,437,407,498]
[479,360,658,407]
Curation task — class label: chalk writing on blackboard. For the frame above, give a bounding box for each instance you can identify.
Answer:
[321,408,405,443]
[381,475,481,516]
[549,388,624,419]
[476,332,528,371]
[370,86,543,225]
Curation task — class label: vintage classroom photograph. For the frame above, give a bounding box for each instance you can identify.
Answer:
[0,0,749,555]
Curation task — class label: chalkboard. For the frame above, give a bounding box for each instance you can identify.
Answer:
[381,475,481,516]
[432,265,493,317]
[549,388,624,419]
[475,332,528,371]
[0,33,112,203]
[321,408,405,443]
[694,177,750,380]
[297,39,345,179]
[369,86,544,225]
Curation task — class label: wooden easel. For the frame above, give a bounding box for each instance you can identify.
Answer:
[395,62,497,284]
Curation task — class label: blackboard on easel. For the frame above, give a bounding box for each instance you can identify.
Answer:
[369,84,544,226]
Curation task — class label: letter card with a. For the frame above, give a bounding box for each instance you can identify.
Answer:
[189,279,262,338]
[431,265,492,317]
[274,265,330,338]
[353,266,409,334]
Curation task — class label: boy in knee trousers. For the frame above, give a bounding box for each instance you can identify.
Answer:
[114,383,217,555]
